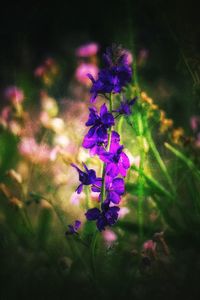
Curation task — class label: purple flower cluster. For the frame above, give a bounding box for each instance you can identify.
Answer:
[88,46,132,102]
[71,46,135,232]
[85,203,120,231]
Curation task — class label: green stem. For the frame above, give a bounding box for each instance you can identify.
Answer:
[85,185,90,209]
[90,94,113,283]
[132,56,145,239]
[137,131,145,240]
[117,115,124,144]
[100,94,113,203]
[100,164,106,203]
[146,130,176,195]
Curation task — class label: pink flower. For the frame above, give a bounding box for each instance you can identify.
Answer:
[190,116,200,131]
[19,137,37,154]
[0,106,11,127]
[1,106,11,120]
[122,49,133,65]
[75,63,99,86]
[34,58,57,78]
[118,207,130,219]
[34,66,45,77]
[75,43,99,57]
[143,240,156,251]
[5,86,24,105]
[102,229,117,247]
[19,137,51,164]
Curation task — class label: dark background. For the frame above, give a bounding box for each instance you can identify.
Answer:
[0,0,199,66]
[0,0,199,123]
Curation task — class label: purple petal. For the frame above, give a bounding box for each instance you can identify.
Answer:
[107,191,121,204]
[85,207,101,220]
[87,169,97,183]
[106,163,119,177]
[121,152,130,169]
[118,163,127,177]
[101,112,114,127]
[71,163,80,172]
[99,151,113,163]
[74,220,81,230]
[90,144,104,156]
[100,103,108,117]
[111,131,120,143]
[67,225,75,234]
[103,53,112,67]
[82,162,89,173]
[117,145,124,154]
[87,126,96,138]
[105,206,120,225]
[92,178,102,192]
[109,141,121,154]
[112,178,125,195]
[90,93,97,103]
[96,215,106,231]
[76,184,83,194]
[129,97,137,106]
[105,175,112,187]
[87,73,95,83]
[85,107,98,126]
[82,135,96,149]
[96,125,107,139]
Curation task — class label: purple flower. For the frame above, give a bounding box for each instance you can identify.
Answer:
[82,133,106,155]
[85,202,120,231]
[114,96,137,116]
[85,207,101,220]
[105,177,125,204]
[65,220,81,235]
[91,176,125,204]
[86,104,114,131]
[87,46,132,102]
[83,130,120,157]
[71,163,97,193]
[100,141,130,177]
[82,104,114,152]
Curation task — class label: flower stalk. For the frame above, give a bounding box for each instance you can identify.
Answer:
[100,94,113,204]
[70,45,133,231]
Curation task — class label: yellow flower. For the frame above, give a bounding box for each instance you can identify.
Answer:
[172,127,184,144]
